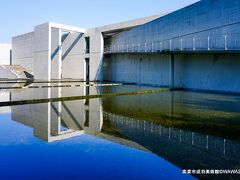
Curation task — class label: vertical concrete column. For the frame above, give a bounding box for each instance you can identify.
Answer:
[33,103,51,141]
[51,28,62,79]
[82,86,103,135]
[88,97,103,134]
[50,103,61,136]
[173,54,183,89]
[50,86,62,136]
[88,30,104,81]
[33,23,51,80]
[169,54,175,89]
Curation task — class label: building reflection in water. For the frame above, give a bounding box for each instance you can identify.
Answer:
[9,85,240,179]
[11,83,103,142]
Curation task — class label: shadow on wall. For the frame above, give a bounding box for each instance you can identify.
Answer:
[95,56,104,81]
[62,33,84,61]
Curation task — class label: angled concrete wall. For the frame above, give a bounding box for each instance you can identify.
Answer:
[110,0,240,48]
[103,0,240,93]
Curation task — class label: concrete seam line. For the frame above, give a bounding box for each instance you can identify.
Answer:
[0,88,171,107]
[0,83,122,90]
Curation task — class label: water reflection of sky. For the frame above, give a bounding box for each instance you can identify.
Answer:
[0,114,194,180]
[1,85,240,179]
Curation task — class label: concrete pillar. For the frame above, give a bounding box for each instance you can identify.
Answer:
[33,102,51,140]
[84,87,103,135]
[170,54,175,89]
[33,23,51,80]
[50,86,62,135]
[86,30,104,81]
[50,102,61,136]
[51,28,62,79]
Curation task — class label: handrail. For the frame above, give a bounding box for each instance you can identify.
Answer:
[104,33,240,53]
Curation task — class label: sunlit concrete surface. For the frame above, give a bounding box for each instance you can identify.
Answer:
[11,0,240,94]
[12,15,163,81]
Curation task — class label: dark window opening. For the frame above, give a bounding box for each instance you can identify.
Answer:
[85,37,90,54]
[85,58,90,81]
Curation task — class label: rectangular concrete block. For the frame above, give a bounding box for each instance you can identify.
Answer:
[33,23,51,80]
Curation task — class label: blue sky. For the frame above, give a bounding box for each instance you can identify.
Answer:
[0,0,199,43]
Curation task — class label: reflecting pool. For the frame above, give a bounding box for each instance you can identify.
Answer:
[0,83,239,180]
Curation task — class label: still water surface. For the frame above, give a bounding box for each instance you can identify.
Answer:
[0,85,239,180]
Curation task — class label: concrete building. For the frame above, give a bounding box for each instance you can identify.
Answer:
[12,15,162,81]
[12,0,240,93]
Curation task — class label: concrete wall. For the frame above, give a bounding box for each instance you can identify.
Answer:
[12,23,54,80]
[110,0,240,48]
[11,0,240,92]
[11,14,161,81]
[104,53,240,93]
[180,53,240,93]
[0,44,12,65]
[12,33,33,72]
[62,32,85,79]
[104,54,171,86]
[83,14,164,81]
[102,0,240,93]
[86,29,104,81]
[33,23,51,80]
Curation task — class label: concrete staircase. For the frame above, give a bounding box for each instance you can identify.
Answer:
[0,65,33,80]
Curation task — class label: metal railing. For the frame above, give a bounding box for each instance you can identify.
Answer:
[104,33,240,54]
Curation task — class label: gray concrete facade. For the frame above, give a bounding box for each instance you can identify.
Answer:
[11,0,240,93]
[104,0,240,93]
[109,0,240,49]
[12,15,160,81]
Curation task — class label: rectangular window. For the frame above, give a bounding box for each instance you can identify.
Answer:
[85,37,90,54]
[85,58,90,81]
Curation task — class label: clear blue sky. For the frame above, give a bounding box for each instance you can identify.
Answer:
[0,0,199,43]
